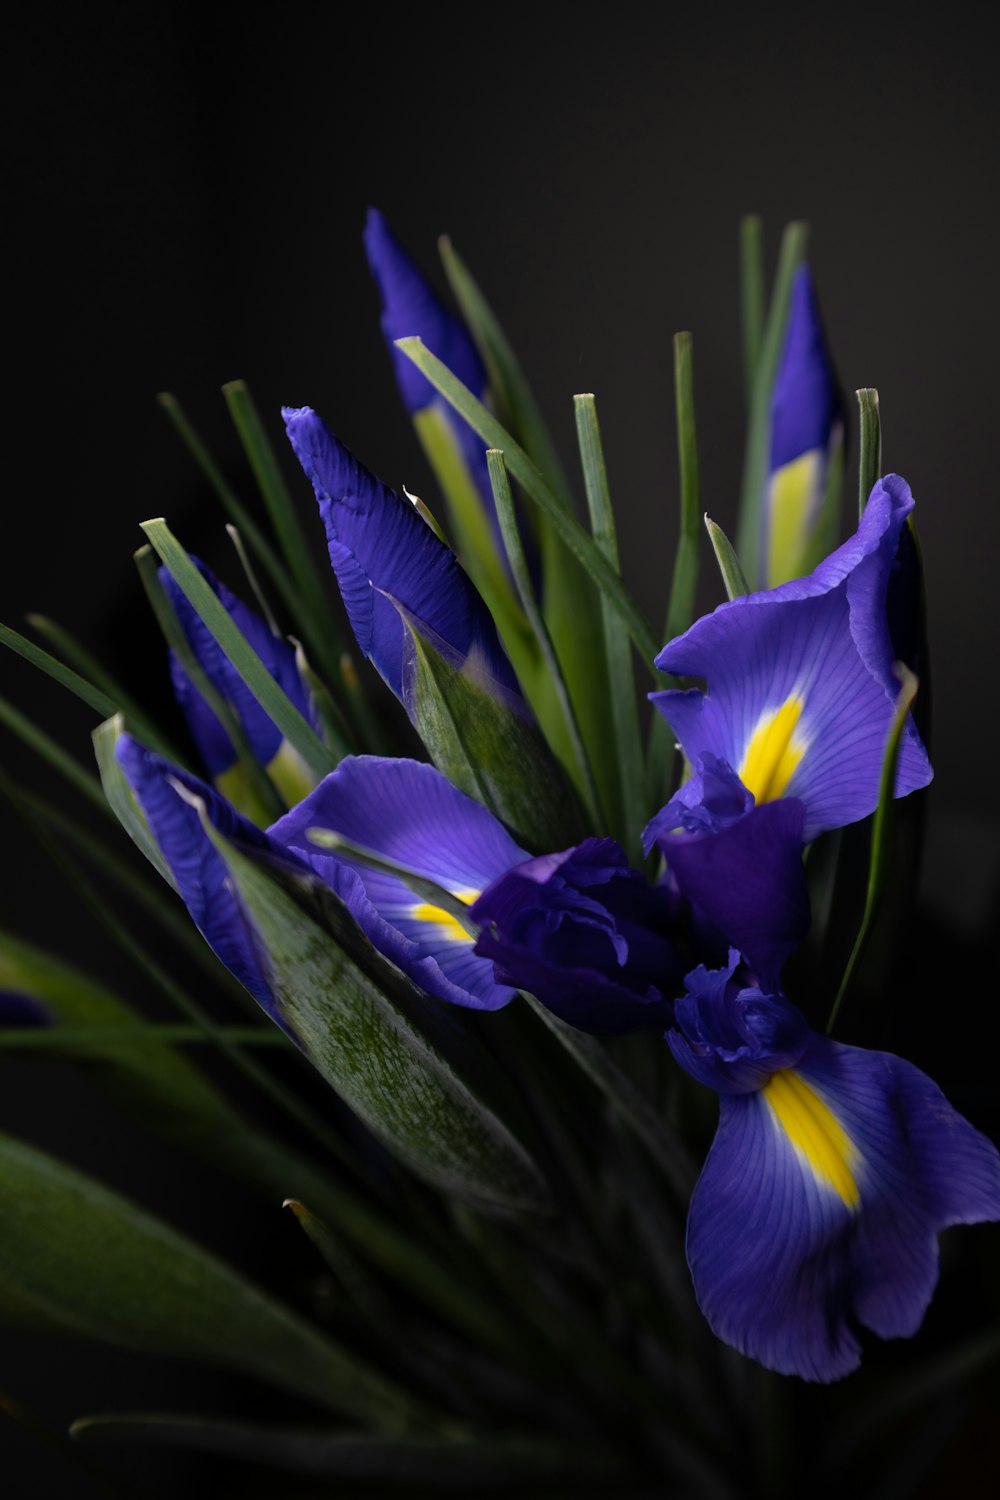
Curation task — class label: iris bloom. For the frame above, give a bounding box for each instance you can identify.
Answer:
[283,406,524,718]
[160,558,321,818]
[116,738,529,1020]
[362,210,501,546]
[646,475,932,971]
[472,839,683,1033]
[668,953,1000,1381]
[761,265,844,589]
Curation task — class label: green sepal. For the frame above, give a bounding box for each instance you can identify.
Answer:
[193,800,549,1216]
[397,603,583,851]
[0,1132,420,1426]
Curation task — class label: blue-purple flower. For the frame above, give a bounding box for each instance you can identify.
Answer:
[160,558,321,819]
[646,477,933,968]
[283,406,524,716]
[668,954,1000,1381]
[115,737,529,1023]
[760,266,844,589]
[472,839,684,1033]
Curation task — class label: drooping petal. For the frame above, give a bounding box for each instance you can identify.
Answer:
[115,734,291,1027]
[270,756,526,1012]
[159,558,319,810]
[652,476,932,840]
[645,754,810,987]
[684,1034,1000,1381]
[472,838,682,1033]
[761,266,844,588]
[283,406,522,711]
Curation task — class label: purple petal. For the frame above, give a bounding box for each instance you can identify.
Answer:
[686,1035,1000,1381]
[652,476,932,840]
[270,755,525,1012]
[283,407,520,706]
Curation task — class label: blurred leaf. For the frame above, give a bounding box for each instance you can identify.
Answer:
[73,1412,626,1487]
[401,604,583,852]
[663,333,702,644]
[739,215,765,403]
[198,810,549,1216]
[0,1133,420,1425]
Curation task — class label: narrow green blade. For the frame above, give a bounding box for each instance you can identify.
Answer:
[705,517,751,600]
[856,387,882,517]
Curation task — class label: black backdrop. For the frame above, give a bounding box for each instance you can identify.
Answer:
[4,6,999,1495]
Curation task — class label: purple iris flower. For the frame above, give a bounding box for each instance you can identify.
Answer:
[160,558,321,815]
[761,266,844,589]
[115,737,528,1024]
[0,990,51,1027]
[283,406,523,715]
[363,208,490,481]
[669,954,1000,1381]
[471,839,684,1033]
[646,476,933,971]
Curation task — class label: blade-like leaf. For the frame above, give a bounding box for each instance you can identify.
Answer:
[573,395,644,852]
[856,386,882,517]
[0,1133,419,1426]
[825,665,920,1034]
[198,808,549,1216]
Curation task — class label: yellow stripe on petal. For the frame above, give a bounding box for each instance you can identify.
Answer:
[739,696,807,804]
[410,887,480,943]
[763,1068,860,1208]
[766,449,824,588]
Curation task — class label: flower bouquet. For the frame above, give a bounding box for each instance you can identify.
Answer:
[2,212,997,1496]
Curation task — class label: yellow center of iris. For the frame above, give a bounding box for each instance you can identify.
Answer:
[763,1069,860,1208]
[739,695,807,804]
[410,888,480,942]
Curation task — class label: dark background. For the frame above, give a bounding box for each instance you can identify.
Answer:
[3,5,999,1495]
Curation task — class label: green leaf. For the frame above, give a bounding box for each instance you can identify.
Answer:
[663,334,703,644]
[0,1132,418,1426]
[704,516,751,600]
[739,215,766,403]
[401,604,583,852]
[222,380,343,674]
[856,386,882,517]
[487,447,600,826]
[573,394,644,853]
[1,622,116,719]
[735,221,810,587]
[395,338,660,670]
[140,520,336,782]
[196,805,548,1215]
[73,1413,625,1487]
[825,665,920,1035]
